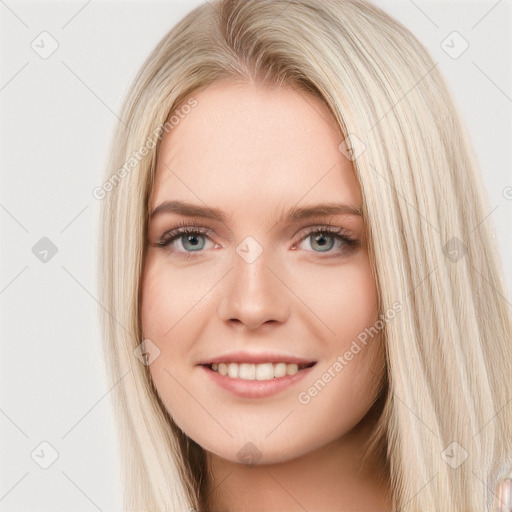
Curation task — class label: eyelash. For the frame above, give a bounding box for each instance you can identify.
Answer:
[154,220,360,260]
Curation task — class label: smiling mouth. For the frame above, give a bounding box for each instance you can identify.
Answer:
[202,361,316,381]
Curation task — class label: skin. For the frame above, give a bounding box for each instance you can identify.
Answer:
[141,80,391,511]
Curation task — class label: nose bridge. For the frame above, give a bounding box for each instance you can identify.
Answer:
[217,236,289,329]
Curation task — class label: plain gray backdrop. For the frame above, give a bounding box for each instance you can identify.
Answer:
[1,1,511,510]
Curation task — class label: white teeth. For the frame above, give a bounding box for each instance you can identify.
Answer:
[274,362,287,378]
[255,363,273,380]
[239,363,256,380]
[227,363,238,378]
[210,362,308,380]
[286,363,299,375]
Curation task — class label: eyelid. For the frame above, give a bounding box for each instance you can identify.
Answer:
[292,223,356,242]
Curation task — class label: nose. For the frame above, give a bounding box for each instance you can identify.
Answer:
[217,246,290,331]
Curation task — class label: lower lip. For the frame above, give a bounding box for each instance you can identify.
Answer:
[199,364,316,398]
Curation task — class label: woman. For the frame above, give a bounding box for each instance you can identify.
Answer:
[97,0,512,510]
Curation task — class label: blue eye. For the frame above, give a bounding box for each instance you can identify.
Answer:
[157,226,215,255]
[309,232,336,252]
[295,227,359,256]
[178,232,206,251]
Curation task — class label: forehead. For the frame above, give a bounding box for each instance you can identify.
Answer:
[150,81,361,217]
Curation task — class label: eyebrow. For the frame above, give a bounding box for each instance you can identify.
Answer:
[150,200,362,223]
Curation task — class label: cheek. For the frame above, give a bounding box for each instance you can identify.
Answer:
[292,263,384,453]
[140,260,202,426]
[291,255,383,404]
[139,259,196,388]
[293,254,378,343]
[140,264,175,340]
[140,255,215,339]
[140,256,218,398]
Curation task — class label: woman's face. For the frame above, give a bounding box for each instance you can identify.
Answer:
[141,81,384,464]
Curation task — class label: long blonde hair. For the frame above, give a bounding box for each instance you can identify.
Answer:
[97,0,512,510]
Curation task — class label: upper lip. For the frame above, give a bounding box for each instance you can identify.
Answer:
[197,351,317,366]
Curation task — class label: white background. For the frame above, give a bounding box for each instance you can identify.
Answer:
[1,1,510,510]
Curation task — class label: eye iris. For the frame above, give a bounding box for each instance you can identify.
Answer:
[311,233,334,252]
[182,234,205,251]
